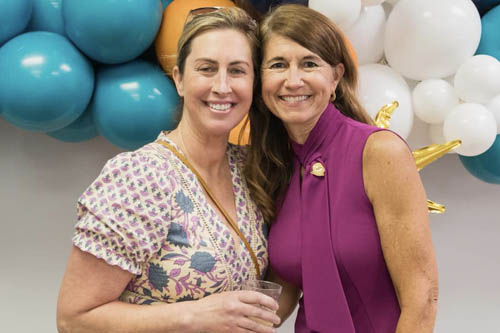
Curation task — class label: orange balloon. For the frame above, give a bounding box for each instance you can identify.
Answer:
[229,114,250,145]
[155,0,236,76]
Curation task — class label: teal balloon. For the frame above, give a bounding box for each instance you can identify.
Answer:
[476,5,500,59]
[92,60,179,150]
[28,0,65,36]
[0,0,33,45]
[0,31,94,132]
[161,0,173,9]
[460,135,500,184]
[47,108,98,142]
[63,0,163,64]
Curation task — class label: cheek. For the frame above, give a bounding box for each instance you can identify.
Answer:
[325,74,338,92]
[261,73,283,97]
[234,79,254,101]
[181,76,205,97]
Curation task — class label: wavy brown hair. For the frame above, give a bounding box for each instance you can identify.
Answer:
[245,4,373,224]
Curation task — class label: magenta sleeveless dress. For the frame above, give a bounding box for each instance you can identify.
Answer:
[269,103,400,332]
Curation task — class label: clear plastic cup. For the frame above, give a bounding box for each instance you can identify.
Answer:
[241,280,282,327]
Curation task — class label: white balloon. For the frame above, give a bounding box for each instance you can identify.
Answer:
[363,0,386,6]
[454,55,500,104]
[345,5,386,65]
[443,103,497,156]
[485,94,500,134]
[358,64,414,138]
[412,79,459,124]
[384,0,481,80]
[309,0,361,29]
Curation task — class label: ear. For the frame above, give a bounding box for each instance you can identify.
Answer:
[332,63,345,83]
[172,65,184,97]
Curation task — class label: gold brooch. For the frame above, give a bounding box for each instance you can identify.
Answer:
[311,162,325,177]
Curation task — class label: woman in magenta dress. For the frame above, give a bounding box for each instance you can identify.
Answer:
[245,4,438,332]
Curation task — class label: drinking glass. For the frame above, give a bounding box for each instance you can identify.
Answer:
[241,280,282,327]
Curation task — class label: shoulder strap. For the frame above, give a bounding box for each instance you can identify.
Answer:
[156,139,261,279]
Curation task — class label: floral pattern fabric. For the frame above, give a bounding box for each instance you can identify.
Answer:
[73,132,268,304]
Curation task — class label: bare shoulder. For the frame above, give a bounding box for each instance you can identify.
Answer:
[362,130,423,207]
[363,130,413,167]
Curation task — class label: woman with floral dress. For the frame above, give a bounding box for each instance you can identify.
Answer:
[57,7,279,333]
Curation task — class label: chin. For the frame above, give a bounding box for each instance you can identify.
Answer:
[204,124,237,138]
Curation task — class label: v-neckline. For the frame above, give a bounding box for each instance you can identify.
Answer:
[160,137,246,255]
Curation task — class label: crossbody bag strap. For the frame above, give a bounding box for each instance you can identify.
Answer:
[156,139,261,279]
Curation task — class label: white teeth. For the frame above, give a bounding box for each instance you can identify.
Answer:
[282,95,308,103]
[208,103,232,111]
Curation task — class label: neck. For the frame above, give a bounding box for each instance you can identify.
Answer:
[285,104,329,144]
[169,121,228,177]
[285,114,322,145]
[285,123,313,145]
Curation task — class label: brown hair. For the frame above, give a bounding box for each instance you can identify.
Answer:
[176,7,259,76]
[245,4,373,224]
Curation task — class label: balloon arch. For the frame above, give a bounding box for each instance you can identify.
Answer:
[0,0,499,184]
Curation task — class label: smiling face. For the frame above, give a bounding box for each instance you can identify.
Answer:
[261,34,344,142]
[173,29,254,138]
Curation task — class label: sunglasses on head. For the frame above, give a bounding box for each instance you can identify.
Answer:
[185,6,224,25]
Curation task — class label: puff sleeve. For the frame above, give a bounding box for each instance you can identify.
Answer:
[73,150,172,275]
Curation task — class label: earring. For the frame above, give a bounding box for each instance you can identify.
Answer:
[331,91,336,102]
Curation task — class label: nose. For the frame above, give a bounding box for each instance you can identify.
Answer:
[212,71,231,95]
[284,66,304,89]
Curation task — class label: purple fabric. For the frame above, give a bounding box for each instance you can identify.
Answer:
[269,103,400,332]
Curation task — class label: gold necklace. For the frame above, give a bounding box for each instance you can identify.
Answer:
[178,125,190,160]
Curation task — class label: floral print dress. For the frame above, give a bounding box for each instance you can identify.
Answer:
[73,132,268,304]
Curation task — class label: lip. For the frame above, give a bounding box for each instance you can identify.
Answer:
[205,101,236,114]
[278,95,311,105]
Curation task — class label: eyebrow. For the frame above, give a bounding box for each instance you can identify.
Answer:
[194,58,251,67]
[264,54,323,65]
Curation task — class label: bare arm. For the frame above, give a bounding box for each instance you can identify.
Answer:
[363,131,438,333]
[57,246,280,333]
[266,267,301,326]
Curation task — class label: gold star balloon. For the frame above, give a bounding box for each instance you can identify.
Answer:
[374,101,461,213]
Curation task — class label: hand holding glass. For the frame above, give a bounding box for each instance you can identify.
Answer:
[241,280,282,327]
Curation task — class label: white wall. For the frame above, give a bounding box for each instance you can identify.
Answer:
[0,116,498,332]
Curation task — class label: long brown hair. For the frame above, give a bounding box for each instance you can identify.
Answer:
[245,4,373,224]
